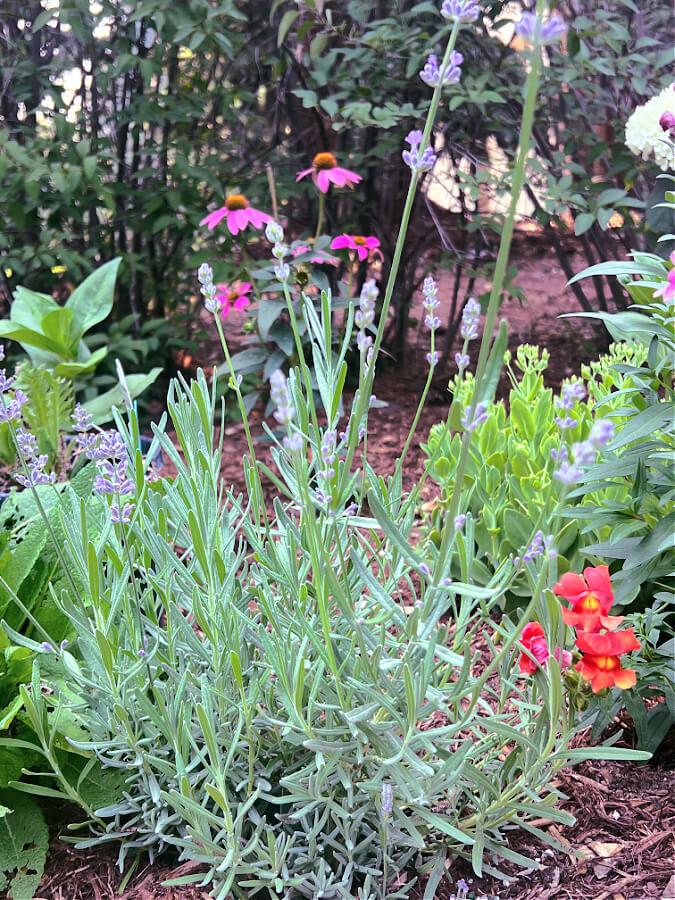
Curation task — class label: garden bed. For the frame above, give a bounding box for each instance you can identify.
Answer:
[32,236,675,899]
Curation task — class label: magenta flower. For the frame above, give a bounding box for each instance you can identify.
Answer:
[296,152,362,193]
[200,194,272,236]
[216,282,252,318]
[330,234,381,261]
[654,251,675,304]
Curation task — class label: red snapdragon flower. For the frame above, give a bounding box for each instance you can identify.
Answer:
[553,565,623,632]
[296,152,362,193]
[575,628,641,692]
[331,234,382,261]
[200,194,272,235]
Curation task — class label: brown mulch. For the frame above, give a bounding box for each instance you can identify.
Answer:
[35,736,675,900]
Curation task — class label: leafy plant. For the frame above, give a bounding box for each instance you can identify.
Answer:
[0,790,49,900]
[422,341,651,609]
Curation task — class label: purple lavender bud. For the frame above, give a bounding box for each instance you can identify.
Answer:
[523,530,544,562]
[555,381,586,411]
[455,352,470,370]
[270,369,294,426]
[588,418,615,449]
[424,314,441,330]
[460,297,481,341]
[555,415,577,430]
[72,402,93,433]
[419,51,464,88]
[440,0,480,23]
[60,639,68,650]
[0,391,27,423]
[94,459,135,495]
[414,599,424,609]
[381,783,394,817]
[515,11,567,45]
[402,130,437,173]
[420,54,441,88]
[550,445,568,462]
[15,428,38,462]
[110,502,135,524]
[344,503,358,516]
[454,514,466,530]
[426,350,439,367]
[42,642,54,652]
[0,369,16,392]
[572,440,596,467]
[419,563,431,576]
[553,461,583,486]
[198,263,219,313]
[461,402,488,432]
[283,432,304,453]
[545,535,557,559]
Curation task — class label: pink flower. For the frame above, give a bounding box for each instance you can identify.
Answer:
[292,241,339,266]
[653,251,675,304]
[518,622,550,674]
[554,646,573,669]
[296,152,362,193]
[216,282,252,318]
[330,234,382,261]
[200,194,272,236]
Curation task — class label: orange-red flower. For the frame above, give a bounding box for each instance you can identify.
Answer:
[575,628,641,692]
[553,565,623,632]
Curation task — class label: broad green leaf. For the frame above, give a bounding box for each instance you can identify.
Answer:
[0,791,48,900]
[65,257,121,339]
[84,368,162,424]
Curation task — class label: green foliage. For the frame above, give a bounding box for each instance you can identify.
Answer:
[567,249,675,608]
[422,342,649,609]
[0,790,49,900]
[6,297,647,896]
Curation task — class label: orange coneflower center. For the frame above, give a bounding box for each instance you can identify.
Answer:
[591,655,619,672]
[352,236,367,245]
[579,593,602,613]
[225,194,249,210]
[313,152,338,170]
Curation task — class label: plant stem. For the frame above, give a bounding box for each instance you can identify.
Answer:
[429,18,545,594]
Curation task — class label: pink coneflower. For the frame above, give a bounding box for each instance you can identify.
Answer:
[200,194,272,235]
[330,233,381,261]
[216,282,252,318]
[292,240,339,266]
[296,152,362,193]
[654,250,675,304]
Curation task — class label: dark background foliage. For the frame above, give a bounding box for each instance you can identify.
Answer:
[1,0,672,375]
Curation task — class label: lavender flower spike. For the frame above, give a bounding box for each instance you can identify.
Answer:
[515,11,567,45]
[440,0,480,23]
[419,51,463,88]
[461,402,488,432]
[381,783,394,817]
[402,130,437,173]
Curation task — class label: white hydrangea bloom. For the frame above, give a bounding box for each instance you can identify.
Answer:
[624,82,675,171]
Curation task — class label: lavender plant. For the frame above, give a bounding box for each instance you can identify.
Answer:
[0,2,650,897]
